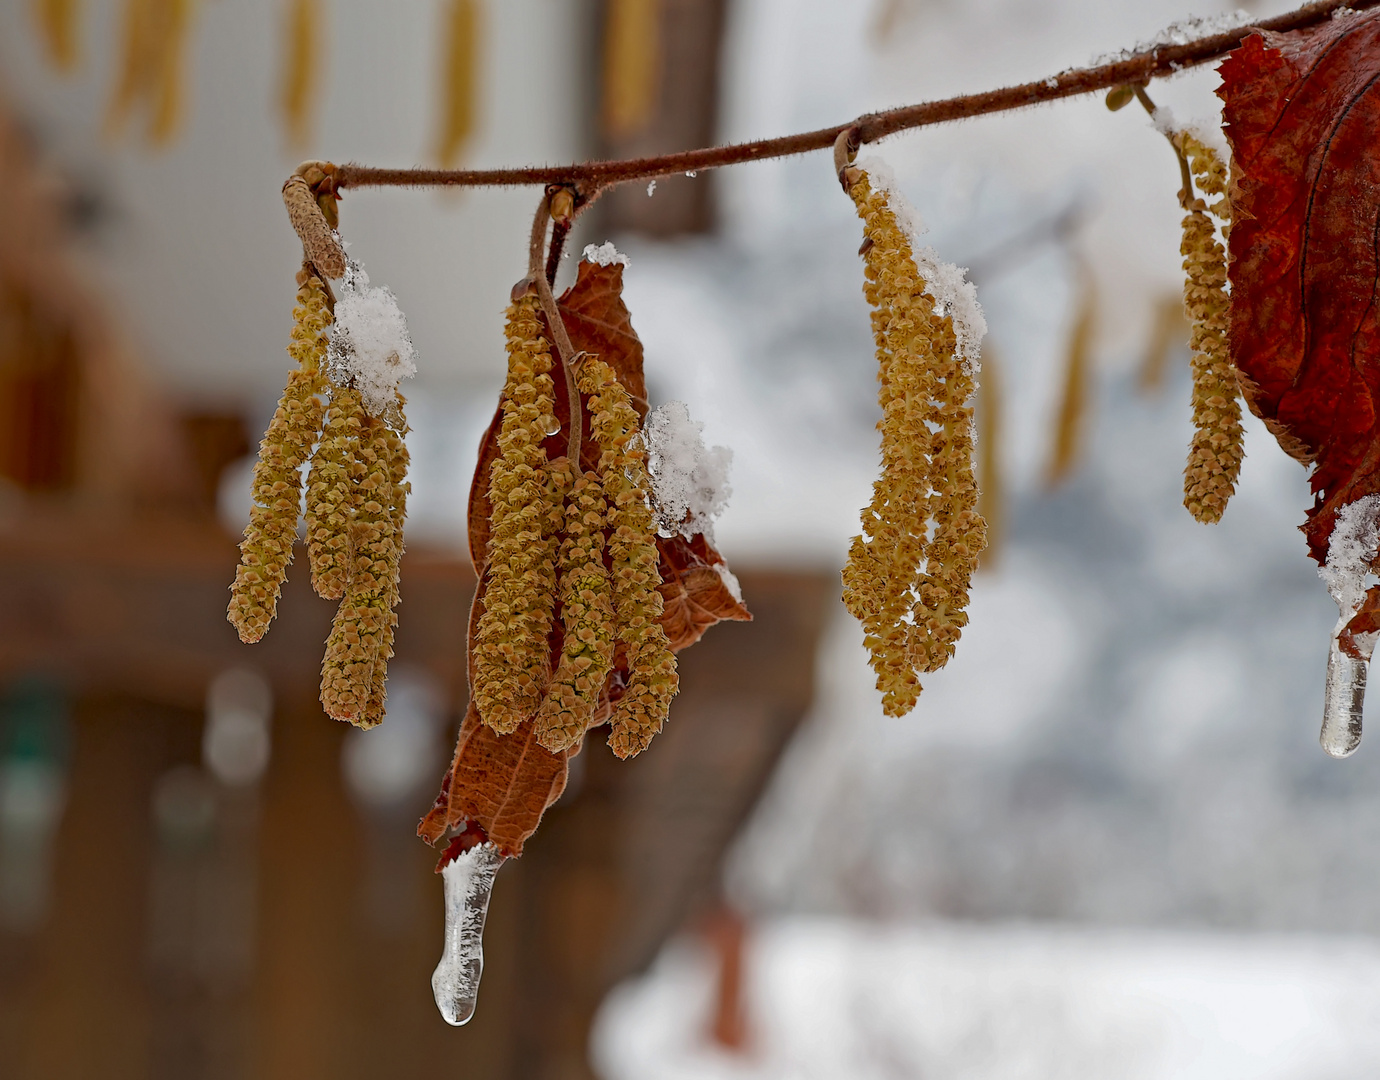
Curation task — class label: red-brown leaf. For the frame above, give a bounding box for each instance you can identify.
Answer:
[425,256,750,855]
[1221,11,1380,562]
[657,533,752,651]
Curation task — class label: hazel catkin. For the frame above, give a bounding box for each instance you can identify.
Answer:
[227,267,329,643]
[535,464,618,753]
[841,168,986,717]
[578,358,677,759]
[1173,132,1242,525]
[472,296,563,735]
[320,410,405,726]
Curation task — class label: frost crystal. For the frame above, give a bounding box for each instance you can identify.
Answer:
[1318,496,1380,759]
[1094,10,1254,64]
[643,401,733,540]
[432,843,504,1026]
[856,156,986,371]
[647,180,658,197]
[582,242,630,268]
[714,562,743,603]
[1320,496,1380,616]
[327,259,417,417]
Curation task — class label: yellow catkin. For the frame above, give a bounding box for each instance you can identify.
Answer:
[1044,271,1095,489]
[976,345,1002,568]
[227,269,329,643]
[437,0,480,167]
[107,0,195,144]
[841,170,986,717]
[601,0,660,140]
[282,175,347,279]
[304,386,362,600]
[472,296,562,735]
[361,411,410,726]
[320,411,404,726]
[535,462,618,754]
[279,0,320,151]
[579,358,678,759]
[1174,132,1242,524]
[34,0,81,71]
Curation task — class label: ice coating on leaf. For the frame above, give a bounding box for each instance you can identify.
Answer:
[1318,497,1380,758]
[327,258,417,417]
[643,400,733,540]
[1320,496,1380,615]
[431,842,504,1026]
[855,155,986,371]
[582,241,630,268]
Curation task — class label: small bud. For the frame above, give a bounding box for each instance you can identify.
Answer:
[1105,84,1136,111]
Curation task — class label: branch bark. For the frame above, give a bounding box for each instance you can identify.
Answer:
[333,0,1374,193]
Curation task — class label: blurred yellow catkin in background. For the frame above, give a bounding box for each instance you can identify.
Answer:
[279,0,322,151]
[107,0,197,145]
[33,0,81,72]
[976,345,1003,567]
[1137,294,1189,396]
[1045,266,1096,488]
[436,0,481,167]
[602,0,660,140]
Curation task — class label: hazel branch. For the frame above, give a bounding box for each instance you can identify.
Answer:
[331,0,1371,193]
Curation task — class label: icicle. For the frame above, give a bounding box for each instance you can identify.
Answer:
[431,841,504,1026]
[1318,495,1380,759]
[1322,634,1366,757]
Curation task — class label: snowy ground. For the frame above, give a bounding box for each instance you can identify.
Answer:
[594,919,1380,1080]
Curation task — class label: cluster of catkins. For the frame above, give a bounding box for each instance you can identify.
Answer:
[1173,130,1244,525]
[472,291,677,759]
[227,261,409,729]
[840,164,988,718]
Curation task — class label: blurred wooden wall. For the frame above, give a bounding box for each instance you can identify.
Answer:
[0,511,832,1080]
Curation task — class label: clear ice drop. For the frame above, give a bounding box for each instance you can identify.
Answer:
[542,414,561,437]
[432,842,504,1026]
[1321,635,1367,758]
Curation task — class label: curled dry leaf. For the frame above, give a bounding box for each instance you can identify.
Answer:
[1221,10,1380,562]
[423,257,748,855]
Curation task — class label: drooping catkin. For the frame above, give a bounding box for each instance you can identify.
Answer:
[304,386,362,600]
[108,0,195,144]
[841,168,986,717]
[1173,132,1242,525]
[227,267,329,643]
[579,358,678,759]
[472,296,562,735]
[35,0,81,71]
[320,411,404,727]
[437,0,480,168]
[601,0,661,140]
[279,0,321,150]
[1044,269,1095,489]
[362,411,410,726]
[535,462,617,754]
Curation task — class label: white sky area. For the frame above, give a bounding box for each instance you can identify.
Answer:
[7,0,1380,1072]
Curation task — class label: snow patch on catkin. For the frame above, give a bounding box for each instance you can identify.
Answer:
[643,400,733,541]
[327,259,417,417]
[856,155,986,371]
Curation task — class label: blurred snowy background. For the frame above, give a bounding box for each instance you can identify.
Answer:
[5,0,1380,1076]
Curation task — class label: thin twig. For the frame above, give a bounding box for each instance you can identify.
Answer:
[1132,85,1195,208]
[526,194,583,470]
[333,0,1371,193]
